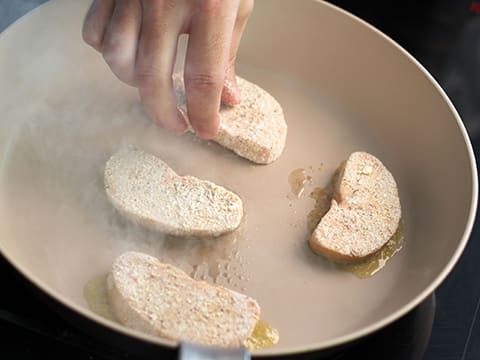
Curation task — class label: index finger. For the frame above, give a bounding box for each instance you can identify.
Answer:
[184,1,239,140]
[136,0,188,133]
[82,0,115,51]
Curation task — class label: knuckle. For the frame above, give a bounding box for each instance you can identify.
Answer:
[159,0,177,12]
[102,38,125,68]
[112,12,133,31]
[135,66,168,89]
[102,47,121,70]
[104,55,134,85]
[82,22,102,49]
[198,0,223,15]
[185,72,223,93]
[101,37,135,86]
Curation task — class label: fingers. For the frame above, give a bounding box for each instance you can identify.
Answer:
[135,0,188,133]
[83,0,252,138]
[222,0,254,106]
[102,0,142,86]
[82,0,115,51]
[184,1,239,139]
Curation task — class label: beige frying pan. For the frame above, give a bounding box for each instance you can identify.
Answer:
[0,0,477,357]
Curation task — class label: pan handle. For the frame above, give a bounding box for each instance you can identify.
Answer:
[179,342,250,360]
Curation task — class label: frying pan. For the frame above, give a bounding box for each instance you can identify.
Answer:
[0,0,477,358]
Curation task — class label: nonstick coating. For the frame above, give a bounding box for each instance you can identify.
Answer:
[0,0,476,356]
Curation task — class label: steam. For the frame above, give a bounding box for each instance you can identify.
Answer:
[0,85,243,288]
[0,1,246,297]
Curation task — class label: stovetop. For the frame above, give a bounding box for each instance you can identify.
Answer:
[1,1,479,359]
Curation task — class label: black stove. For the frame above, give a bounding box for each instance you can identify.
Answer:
[1,1,479,359]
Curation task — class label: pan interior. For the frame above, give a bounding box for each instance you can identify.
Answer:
[0,0,474,354]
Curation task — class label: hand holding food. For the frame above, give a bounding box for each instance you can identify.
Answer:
[82,0,254,139]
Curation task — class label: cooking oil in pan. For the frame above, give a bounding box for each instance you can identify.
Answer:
[305,165,341,233]
[298,164,404,278]
[245,320,280,350]
[288,168,312,198]
[83,274,279,350]
[83,273,115,321]
[337,223,405,278]
[307,186,334,233]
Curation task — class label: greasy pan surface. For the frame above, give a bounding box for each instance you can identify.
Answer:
[0,0,476,356]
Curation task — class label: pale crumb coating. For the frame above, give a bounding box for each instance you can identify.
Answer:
[310,152,402,261]
[173,73,287,164]
[108,252,261,347]
[104,148,243,237]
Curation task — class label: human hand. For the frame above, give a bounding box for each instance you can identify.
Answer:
[82,0,254,139]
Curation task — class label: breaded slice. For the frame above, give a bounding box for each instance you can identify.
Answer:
[107,252,261,347]
[309,152,402,261]
[104,148,243,237]
[174,73,287,164]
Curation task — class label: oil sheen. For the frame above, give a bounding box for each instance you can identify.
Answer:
[288,168,312,198]
[83,274,279,350]
[307,186,334,233]
[83,273,115,321]
[302,164,404,278]
[305,165,340,233]
[337,223,405,278]
[245,320,280,350]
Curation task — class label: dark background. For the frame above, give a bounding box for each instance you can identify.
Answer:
[0,1,479,359]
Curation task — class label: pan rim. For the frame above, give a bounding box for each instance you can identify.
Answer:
[0,0,477,357]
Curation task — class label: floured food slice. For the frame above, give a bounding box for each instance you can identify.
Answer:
[104,148,243,237]
[309,152,402,262]
[173,73,287,164]
[107,252,261,347]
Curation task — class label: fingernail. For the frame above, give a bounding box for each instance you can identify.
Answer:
[194,117,220,140]
[222,79,242,106]
[196,129,218,140]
